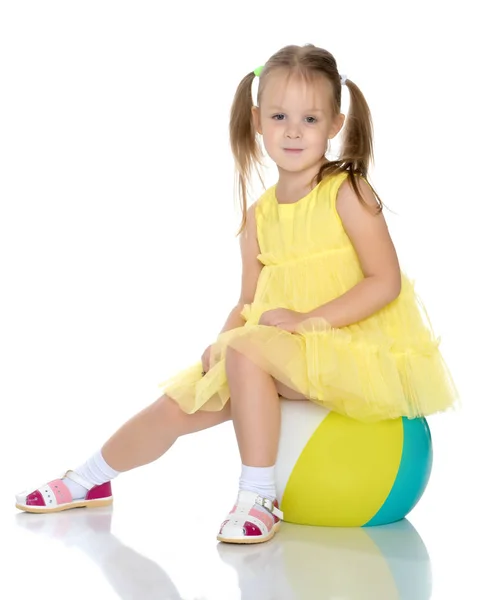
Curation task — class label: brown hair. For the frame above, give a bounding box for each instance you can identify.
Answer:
[229,43,382,233]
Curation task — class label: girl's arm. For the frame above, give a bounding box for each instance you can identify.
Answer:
[220,202,263,333]
[307,178,402,328]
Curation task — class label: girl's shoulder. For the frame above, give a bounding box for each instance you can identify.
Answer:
[253,185,276,214]
[319,170,350,197]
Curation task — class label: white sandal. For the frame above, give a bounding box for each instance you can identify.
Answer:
[217,490,283,544]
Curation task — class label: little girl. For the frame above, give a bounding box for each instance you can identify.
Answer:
[15,43,458,544]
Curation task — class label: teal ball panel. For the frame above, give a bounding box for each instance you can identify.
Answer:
[365,418,433,526]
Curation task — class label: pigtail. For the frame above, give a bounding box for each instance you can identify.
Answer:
[341,79,374,176]
[342,79,380,210]
[229,72,263,234]
[319,78,382,213]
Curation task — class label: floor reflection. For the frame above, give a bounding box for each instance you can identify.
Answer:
[16,509,431,600]
[217,519,432,600]
[15,508,185,600]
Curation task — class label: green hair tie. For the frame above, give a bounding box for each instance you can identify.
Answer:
[253,65,264,77]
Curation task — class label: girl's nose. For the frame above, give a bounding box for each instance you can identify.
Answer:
[285,124,301,138]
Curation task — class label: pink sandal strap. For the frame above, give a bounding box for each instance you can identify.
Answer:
[26,479,73,508]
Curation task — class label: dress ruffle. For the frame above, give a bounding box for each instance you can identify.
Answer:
[160,312,458,422]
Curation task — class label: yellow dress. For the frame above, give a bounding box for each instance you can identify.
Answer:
[161,172,458,422]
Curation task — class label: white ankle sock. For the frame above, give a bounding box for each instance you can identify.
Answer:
[64,450,120,500]
[239,464,276,501]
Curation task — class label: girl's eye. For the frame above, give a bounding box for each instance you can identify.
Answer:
[272,114,285,120]
[306,116,317,124]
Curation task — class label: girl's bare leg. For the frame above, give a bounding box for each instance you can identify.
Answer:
[225,349,280,467]
[102,395,231,472]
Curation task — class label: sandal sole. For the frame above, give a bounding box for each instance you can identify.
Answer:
[15,497,113,513]
[217,521,281,544]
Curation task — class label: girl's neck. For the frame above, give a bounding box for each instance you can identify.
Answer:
[275,160,328,204]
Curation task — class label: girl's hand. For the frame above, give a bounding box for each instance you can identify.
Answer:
[201,345,212,375]
[258,308,306,333]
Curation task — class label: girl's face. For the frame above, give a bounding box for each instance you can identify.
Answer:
[253,70,344,176]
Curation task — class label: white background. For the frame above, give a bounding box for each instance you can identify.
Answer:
[1,1,477,599]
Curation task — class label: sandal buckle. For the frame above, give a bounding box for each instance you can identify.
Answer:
[254,495,284,520]
[255,495,273,512]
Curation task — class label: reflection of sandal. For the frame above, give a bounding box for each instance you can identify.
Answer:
[217,490,283,544]
[15,470,113,513]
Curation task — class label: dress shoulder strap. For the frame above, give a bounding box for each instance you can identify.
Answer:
[320,171,350,203]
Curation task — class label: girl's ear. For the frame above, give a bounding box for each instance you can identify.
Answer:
[329,112,345,139]
[252,106,262,135]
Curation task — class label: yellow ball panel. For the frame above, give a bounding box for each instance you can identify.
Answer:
[282,413,404,526]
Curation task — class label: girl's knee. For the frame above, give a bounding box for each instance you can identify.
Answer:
[225,346,253,376]
[148,394,185,422]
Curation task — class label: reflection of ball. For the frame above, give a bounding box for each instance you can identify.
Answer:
[280,519,432,599]
[276,400,433,527]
